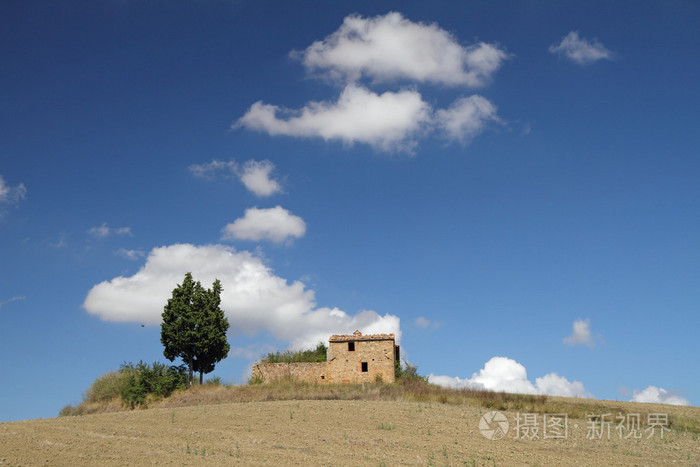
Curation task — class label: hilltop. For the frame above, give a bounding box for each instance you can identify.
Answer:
[1,381,699,465]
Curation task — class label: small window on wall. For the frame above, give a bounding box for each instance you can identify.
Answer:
[361,362,368,372]
[348,342,355,351]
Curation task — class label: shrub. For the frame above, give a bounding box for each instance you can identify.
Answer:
[61,361,189,414]
[120,370,148,408]
[263,342,327,363]
[247,374,264,385]
[85,369,133,403]
[395,360,428,383]
[117,361,189,407]
[135,361,189,397]
[58,404,83,417]
[205,376,223,386]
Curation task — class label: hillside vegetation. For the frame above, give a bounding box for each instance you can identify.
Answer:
[60,361,191,415]
[261,342,327,363]
[4,398,698,466]
[10,364,697,465]
[60,369,700,436]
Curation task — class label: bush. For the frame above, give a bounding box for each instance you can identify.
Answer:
[58,404,83,417]
[85,369,133,403]
[63,361,189,413]
[247,374,264,385]
[263,342,327,363]
[395,360,428,383]
[135,361,189,397]
[205,376,223,386]
[117,361,189,407]
[120,370,148,408]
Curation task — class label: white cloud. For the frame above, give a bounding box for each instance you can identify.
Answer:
[82,243,401,349]
[429,356,592,398]
[221,206,306,243]
[563,318,595,347]
[116,248,145,260]
[428,374,472,389]
[415,316,440,329]
[88,223,132,238]
[535,373,590,398]
[436,95,500,144]
[230,343,276,361]
[631,386,689,406]
[237,160,282,197]
[236,85,431,152]
[50,233,68,249]
[236,13,506,153]
[549,31,612,65]
[0,296,25,309]
[236,86,501,152]
[296,12,507,87]
[466,356,537,394]
[188,160,237,179]
[0,175,27,204]
[88,223,110,237]
[189,159,283,197]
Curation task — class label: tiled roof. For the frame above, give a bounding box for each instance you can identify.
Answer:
[328,330,395,342]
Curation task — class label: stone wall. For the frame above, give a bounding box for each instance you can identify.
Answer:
[253,332,398,384]
[252,362,329,383]
[328,339,396,383]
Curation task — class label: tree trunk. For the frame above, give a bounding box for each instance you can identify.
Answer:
[199,370,203,385]
[188,360,194,388]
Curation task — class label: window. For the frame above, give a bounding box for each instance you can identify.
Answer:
[348,342,355,351]
[361,362,368,372]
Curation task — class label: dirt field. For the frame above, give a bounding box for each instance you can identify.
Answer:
[1,399,699,465]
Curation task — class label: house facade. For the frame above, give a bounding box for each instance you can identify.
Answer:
[252,330,400,384]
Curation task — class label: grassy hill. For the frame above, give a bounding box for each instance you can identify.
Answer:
[1,382,699,465]
[58,376,700,435]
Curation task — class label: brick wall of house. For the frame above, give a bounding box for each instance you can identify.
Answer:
[327,338,396,383]
[252,362,329,383]
[253,331,398,384]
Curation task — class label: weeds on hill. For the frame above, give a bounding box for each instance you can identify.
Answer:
[262,342,327,363]
[60,364,700,435]
[205,376,223,386]
[59,361,188,415]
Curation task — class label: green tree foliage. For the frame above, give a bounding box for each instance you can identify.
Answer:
[118,362,189,407]
[65,361,189,412]
[263,342,327,363]
[161,272,230,386]
[395,360,428,383]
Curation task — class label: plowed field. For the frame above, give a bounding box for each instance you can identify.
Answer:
[1,399,699,465]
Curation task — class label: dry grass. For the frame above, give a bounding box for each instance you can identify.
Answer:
[60,377,700,434]
[11,400,700,466]
[59,396,125,416]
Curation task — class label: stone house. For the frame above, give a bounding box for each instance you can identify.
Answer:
[252,331,400,384]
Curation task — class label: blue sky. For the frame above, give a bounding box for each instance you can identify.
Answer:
[1,1,699,422]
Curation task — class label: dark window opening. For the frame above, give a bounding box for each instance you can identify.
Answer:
[348,342,355,351]
[361,362,368,372]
